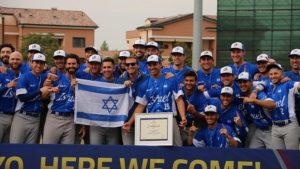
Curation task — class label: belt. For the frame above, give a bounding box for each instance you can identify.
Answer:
[0,111,14,115]
[19,110,40,118]
[258,126,271,131]
[273,120,291,127]
[51,111,73,117]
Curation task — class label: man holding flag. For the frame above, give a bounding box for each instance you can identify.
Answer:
[123,55,187,146]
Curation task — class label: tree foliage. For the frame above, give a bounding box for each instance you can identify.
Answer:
[20,33,59,66]
[100,40,109,51]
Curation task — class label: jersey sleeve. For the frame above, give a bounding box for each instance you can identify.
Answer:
[16,74,28,95]
[171,77,183,100]
[193,131,206,147]
[135,78,148,105]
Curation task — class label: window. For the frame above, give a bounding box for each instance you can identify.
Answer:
[73,37,85,48]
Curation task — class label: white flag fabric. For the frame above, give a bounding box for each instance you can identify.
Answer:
[75,79,132,127]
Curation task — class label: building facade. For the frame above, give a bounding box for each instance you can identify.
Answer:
[217,0,300,68]
[0,7,98,57]
[126,14,217,62]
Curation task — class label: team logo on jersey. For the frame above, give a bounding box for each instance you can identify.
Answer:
[163,84,168,88]
[102,96,118,113]
[278,89,281,93]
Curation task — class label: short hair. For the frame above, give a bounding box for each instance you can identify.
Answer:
[102,57,115,65]
[125,56,139,64]
[65,53,80,64]
[0,44,15,52]
[184,70,197,79]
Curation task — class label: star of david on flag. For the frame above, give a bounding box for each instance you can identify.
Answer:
[75,79,133,127]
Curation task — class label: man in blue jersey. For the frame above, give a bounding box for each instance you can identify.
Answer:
[0,51,22,143]
[181,71,207,145]
[265,63,300,149]
[115,51,130,78]
[238,72,276,148]
[123,55,187,146]
[145,41,160,57]
[10,53,51,143]
[254,54,269,82]
[0,44,15,68]
[219,86,248,145]
[43,53,79,144]
[77,54,102,80]
[78,46,98,72]
[197,50,220,91]
[120,56,148,145]
[285,49,300,125]
[22,44,41,72]
[133,39,147,74]
[50,50,66,75]
[188,105,240,148]
[89,57,123,145]
[229,42,257,79]
[162,46,193,87]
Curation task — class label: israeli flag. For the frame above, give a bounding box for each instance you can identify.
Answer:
[75,79,132,127]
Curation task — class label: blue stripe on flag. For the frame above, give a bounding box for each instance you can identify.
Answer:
[78,83,128,94]
[77,112,127,122]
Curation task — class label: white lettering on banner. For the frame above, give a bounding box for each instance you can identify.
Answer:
[148,92,171,106]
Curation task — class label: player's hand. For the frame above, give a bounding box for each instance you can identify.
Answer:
[186,100,197,115]
[281,77,291,83]
[84,67,90,73]
[197,85,205,92]
[43,78,53,87]
[268,58,276,64]
[179,118,187,128]
[249,91,257,99]
[0,66,7,74]
[253,73,261,81]
[51,86,59,93]
[211,84,221,89]
[6,77,19,88]
[47,73,58,81]
[40,86,52,95]
[240,96,254,104]
[50,67,57,74]
[220,124,229,138]
[165,72,174,79]
[79,125,87,139]
[188,121,198,136]
[122,122,131,134]
[124,80,132,87]
[234,112,242,127]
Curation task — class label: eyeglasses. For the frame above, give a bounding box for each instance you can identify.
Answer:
[125,63,137,67]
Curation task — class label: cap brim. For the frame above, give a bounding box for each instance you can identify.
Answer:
[267,64,283,72]
[229,48,243,51]
[85,47,98,54]
[204,111,217,114]
[289,54,300,57]
[146,45,159,49]
[171,52,184,55]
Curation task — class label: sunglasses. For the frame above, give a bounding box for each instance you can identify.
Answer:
[125,62,137,67]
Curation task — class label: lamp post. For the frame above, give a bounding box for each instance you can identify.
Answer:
[192,0,202,70]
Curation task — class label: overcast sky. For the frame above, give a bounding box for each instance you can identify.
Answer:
[0,0,217,50]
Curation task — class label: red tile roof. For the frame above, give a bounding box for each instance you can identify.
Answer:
[0,6,98,28]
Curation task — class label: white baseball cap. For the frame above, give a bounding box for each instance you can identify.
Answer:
[230,42,244,51]
[238,72,250,80]
[289,49,300,57]
[133,39,146,47]
[171,46,184,55]
[119,51,130,58]
[220,66,233,74]
[146,41,159,49]
[147,55,161,63]
[221,87,233,95]
[267,63,284,72]
[88,54,102,63]
[53,50,66,57]
[200,50,213,59]
[204,105,217,114]
[256,53,269,62]
[32,53,46,62]
[85,46,98,54]
[28,44,41,52]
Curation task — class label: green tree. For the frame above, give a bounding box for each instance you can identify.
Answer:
[172,42,192,67]
[100,40,109,51]
[20,33,59,66]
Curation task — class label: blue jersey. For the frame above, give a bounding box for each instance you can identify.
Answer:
[136,73,183,115]
[78,63,87,73]
[193,123,240,148]
[265,81,300,121]
[231,62,258,80]
[15,71,47,113]
[197,68,221,90]
[162,66,193,86]
[118,72,149,121]
[0,69,20,113]
[182,86,206,126]
[76,70,102,81]
[220,104,248,141]
[139,60,149,74]
[241,91,273,129]
[285,71,300,81]
[204,81,241,99]
[48,74,74,113]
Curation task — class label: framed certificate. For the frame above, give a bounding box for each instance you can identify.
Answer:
[135,113,173,146]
